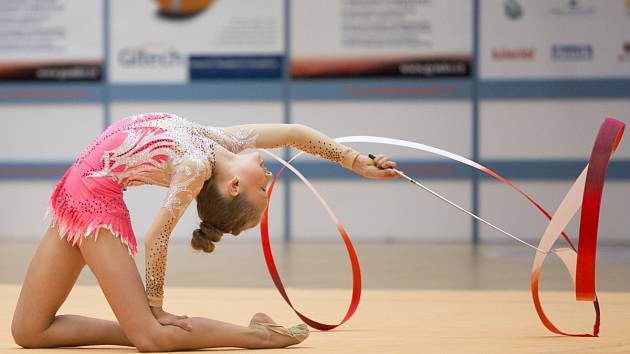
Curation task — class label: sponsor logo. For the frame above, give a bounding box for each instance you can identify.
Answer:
[118,44,185,67]
[189,56,283,79]
[504,0,523,20]
[398,61,468,77]
[550,0,594,16]
[36,67,100,81]
[618,42,630,61]
[551,44,593,60]
[492,47,535,60]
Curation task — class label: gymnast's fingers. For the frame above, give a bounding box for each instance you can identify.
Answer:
[374,155,388,168]
[374,167,398,179]
[168,319,193,331]
[382,160,397,169]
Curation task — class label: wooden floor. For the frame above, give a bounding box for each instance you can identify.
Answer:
[1,241,629,353]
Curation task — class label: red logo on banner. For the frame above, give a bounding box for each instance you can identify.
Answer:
[492,47,535,61]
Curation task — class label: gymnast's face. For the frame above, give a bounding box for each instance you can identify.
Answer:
[228,152,273,215]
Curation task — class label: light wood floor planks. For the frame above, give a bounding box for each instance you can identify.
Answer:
[1,242,629,353]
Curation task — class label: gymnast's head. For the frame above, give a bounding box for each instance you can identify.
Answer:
[192,151,273,253]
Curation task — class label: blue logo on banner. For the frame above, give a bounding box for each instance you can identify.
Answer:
[551,45,593,60]
[189,56,283,80]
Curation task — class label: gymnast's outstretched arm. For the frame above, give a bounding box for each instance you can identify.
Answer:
[222,123,399,178]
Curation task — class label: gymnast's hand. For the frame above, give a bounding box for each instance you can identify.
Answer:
[150,306,193,331]
[352,154,400,179]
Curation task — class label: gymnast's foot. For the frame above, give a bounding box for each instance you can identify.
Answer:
[248,312,309,348]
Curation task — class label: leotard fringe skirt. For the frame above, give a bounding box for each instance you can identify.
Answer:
[46,118,138,256]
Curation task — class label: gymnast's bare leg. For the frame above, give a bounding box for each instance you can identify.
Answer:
[11,225,300,351]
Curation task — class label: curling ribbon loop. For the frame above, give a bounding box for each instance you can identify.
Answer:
[531,117,624,336]
[260,150,361,330]
[260,117,624,336]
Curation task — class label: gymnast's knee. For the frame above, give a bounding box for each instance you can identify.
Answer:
[11,315,44,348]
[131,336,161,352]
[128,327,171,353]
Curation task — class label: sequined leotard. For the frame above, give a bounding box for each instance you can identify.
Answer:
[47,112,360,308]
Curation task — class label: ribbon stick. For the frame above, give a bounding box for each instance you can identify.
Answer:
[260,117,624,336]
[367,153,547,254]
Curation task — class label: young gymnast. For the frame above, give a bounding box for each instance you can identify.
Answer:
[11,112,399,351]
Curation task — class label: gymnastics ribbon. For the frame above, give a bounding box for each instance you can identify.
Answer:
[260,149,361,330]
[530,117,624,336]
[260,117,624,336]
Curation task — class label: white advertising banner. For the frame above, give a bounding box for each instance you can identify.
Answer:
[0,0,103,81]
[480,0,630,79]
[110,0,284,83]
[290,0,472,78]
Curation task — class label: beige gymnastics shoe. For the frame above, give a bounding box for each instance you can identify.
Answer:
[249,320,310,344]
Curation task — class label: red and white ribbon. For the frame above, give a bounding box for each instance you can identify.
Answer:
[260,117,625,336]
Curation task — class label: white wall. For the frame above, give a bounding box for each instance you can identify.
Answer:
[0,104,103,161]
[480,99,630,159]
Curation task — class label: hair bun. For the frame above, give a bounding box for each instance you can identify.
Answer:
[200,221,225,242]
[191,229,215,253]
[191,221,225,253]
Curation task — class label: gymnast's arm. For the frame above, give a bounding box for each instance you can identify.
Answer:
[222,123,399,178]
[143,156,212,331]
